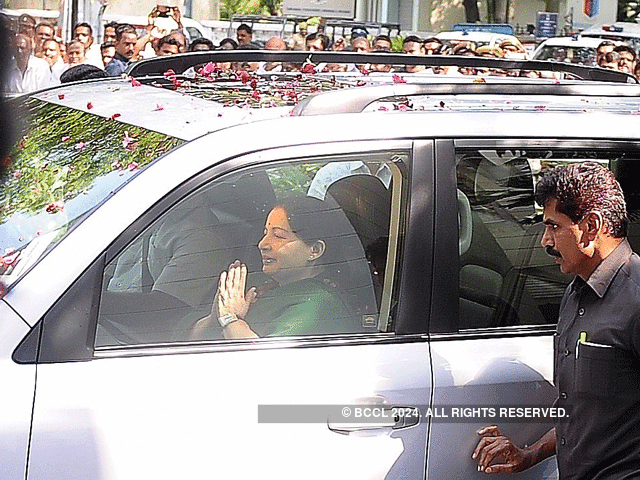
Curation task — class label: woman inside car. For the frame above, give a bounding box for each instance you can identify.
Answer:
[191,195,356,339]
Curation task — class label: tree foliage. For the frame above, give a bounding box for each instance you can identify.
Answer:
[220,0,262,19]
[0,98,182,261]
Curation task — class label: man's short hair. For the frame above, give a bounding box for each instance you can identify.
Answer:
[373,34,392,49]
[403,35,423,45]
[424,36,442,44]
[115,24,136,41]
[237,23,252,35]
[597,40,616,51]
[351,26,368,39]
[219,37,238,49]
[189,37,215,51]
[68,39,86,52]
[157,35,181,50]
[60,64,106,83]
[18,13,36,30]
[614,44,636,61]
[237,42,261,50]
[305,32,330,50]
[535,162,628,238]
[73,22,92,35]
[100,42,115,52]
[104,21,119,30]
[168,29,187,50]
[36,22,55,32]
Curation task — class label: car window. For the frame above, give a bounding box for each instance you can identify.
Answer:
[95,152,407,347]
[0,98,182,290]
[455,147,640,331]
[533,45,596,65]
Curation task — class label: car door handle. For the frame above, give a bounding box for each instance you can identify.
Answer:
[327,406,420,435]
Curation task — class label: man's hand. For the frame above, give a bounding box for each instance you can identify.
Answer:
[147,6,160,29]
[473,426,532,474]
[170,6,183,29]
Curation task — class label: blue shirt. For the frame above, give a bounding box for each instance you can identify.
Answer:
[104,52,130,77]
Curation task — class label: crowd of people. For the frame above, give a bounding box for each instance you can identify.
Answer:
[5,7,639,94]
[594,40,639,78]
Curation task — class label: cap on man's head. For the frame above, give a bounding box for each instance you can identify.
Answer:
[19,13,36,31]
[351,26,368,39]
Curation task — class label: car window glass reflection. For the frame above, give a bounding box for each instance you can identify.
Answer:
[455,149,640,332]
[96,155,404,347]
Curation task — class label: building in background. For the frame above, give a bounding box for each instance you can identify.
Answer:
[4,0,621,39]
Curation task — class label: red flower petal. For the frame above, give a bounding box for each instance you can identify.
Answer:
[131,77,142,87]
[392,74,406,84]
[110,113,122,120]
[58,94,65,100]
[238,70,251,84]
[301,64,316,74]
[87,102,93,109]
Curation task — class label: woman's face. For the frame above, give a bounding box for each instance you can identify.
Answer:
[258,207,314,284]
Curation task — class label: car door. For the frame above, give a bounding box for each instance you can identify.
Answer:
[0,301,35,479]
[425,139,640,478]
[426,139,563,479]
[19,138,434,480]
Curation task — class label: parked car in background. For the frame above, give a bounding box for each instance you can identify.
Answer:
[580,22,640,53]
[1,52,638,479]
[450,23,516,35]
[436,30,527,57]
[531,36,607,65]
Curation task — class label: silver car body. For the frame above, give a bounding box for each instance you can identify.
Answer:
[4,76,640,479]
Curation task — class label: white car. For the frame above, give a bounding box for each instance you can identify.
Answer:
[531,36,608,65]
[580,22,640,53]
[436,30,528,57]
[1,52,638,479]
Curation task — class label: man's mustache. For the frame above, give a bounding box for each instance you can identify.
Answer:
[545,246,561,258]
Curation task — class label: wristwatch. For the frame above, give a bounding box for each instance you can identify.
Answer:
[218,313,240,328]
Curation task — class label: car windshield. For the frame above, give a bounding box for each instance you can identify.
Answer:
[533,46,596,65]
[0,97,183,289]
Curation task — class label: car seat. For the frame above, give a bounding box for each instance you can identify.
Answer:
[325,174,392,325]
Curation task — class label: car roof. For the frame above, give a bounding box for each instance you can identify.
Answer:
[581,22,640,39]
[435,31,522,44]
[30,78,292,141]
[535,36,606,48]
[22,52,635,144]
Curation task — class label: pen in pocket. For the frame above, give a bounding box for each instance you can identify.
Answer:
[576,331,612,358]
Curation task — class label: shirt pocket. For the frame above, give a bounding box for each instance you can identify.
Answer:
[574,342,617,397]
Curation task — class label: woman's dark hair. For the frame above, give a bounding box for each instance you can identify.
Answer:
[274,195,354,268]
[535,162,628,238]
